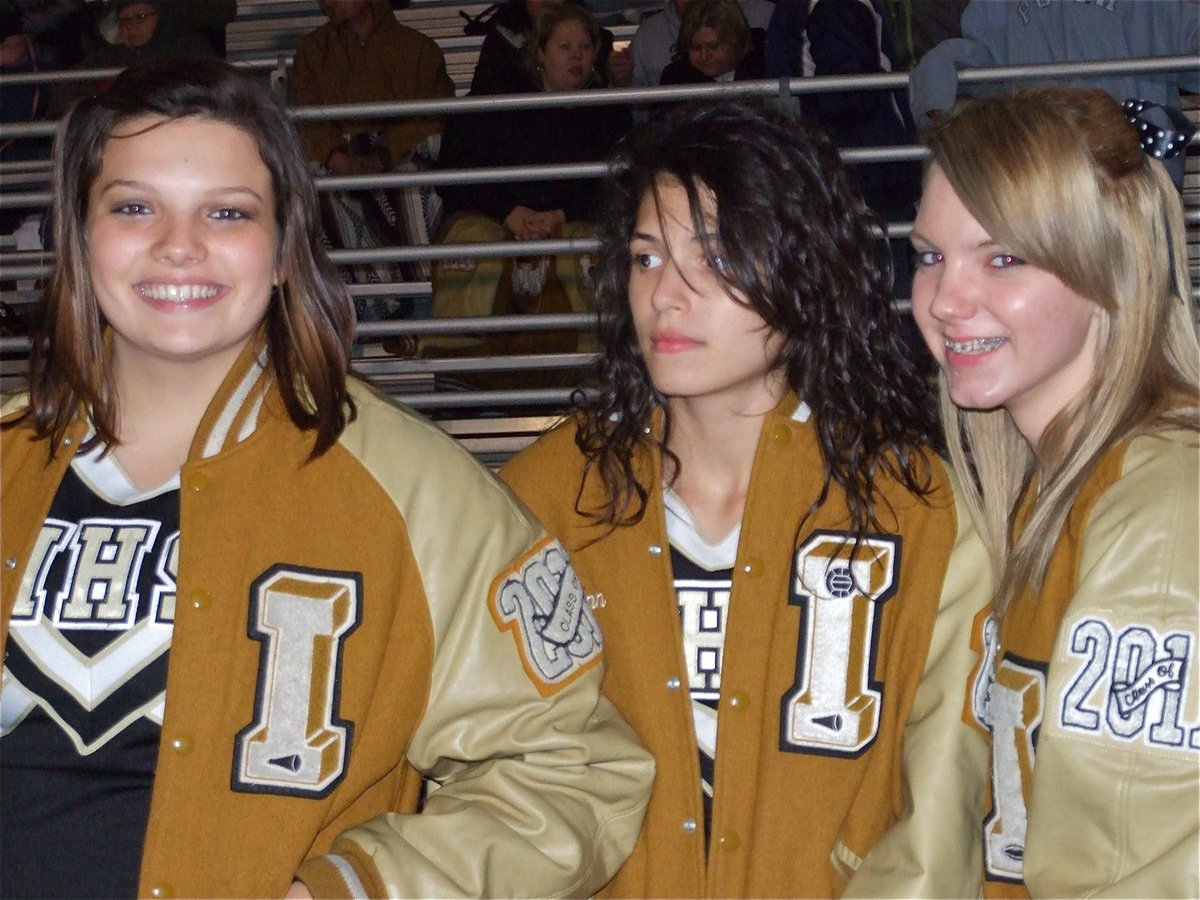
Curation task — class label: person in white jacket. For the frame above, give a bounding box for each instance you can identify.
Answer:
[910,86,1199,896]
[908,0,1199,186]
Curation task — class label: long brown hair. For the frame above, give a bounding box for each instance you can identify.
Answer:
[15,56,356,458]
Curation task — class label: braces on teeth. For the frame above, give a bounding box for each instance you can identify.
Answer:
[945,337,1004,353]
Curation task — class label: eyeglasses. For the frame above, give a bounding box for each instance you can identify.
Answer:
[118,10,158,25]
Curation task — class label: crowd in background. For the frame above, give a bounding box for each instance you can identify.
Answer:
[0,0,960,302]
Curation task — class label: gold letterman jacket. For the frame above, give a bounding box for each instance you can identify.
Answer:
[970,430,1199,898]
[0,344,653,899]
[501,397,991,898]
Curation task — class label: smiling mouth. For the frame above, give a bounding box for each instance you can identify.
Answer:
[137,283,220,303]
[945,337,1005,354]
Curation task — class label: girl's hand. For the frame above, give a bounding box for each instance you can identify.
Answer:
[504,205,540,240]
[524,209,567,239]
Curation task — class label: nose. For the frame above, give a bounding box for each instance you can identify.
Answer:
[923,259,977,324]
[648,258,690,314]
[153,212,205,266]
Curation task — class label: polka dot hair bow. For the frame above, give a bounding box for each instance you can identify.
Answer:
[1122,99,1196,161]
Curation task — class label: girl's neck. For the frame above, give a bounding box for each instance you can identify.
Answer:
[108,352,234,491]
[663,393,779,543]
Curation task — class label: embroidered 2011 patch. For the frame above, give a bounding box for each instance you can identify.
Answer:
[490,537,603,696]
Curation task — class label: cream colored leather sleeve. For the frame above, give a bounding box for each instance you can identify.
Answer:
[309,399,653,898]
[1023,432,1199,898]
[842,472,991,899]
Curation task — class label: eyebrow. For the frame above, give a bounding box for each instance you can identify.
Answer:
[629,229,664,244]
[629,227,715,244]
[908,228,1001,252]
[95,179,267,202]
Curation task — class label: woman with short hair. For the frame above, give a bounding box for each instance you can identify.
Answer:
[660,0,764,84]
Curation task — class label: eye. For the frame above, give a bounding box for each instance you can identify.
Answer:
[988,252,1025,269]
[913,249,942,267]
[210,207,251,221]
[112,201,151,216]
[632,251,662,271]
[706,253,730,273]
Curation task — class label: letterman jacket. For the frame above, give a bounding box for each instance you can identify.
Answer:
[970,429,1199,898]
[501,396,991,898]
[0,342,653,899]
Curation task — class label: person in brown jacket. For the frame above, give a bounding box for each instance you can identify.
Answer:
[0,56,652,900]
[291,0,455,302]
[501,102,991,897]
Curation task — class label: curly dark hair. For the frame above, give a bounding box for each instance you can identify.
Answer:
[575,102,939,538]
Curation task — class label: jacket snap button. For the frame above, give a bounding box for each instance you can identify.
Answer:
[728,691,748,709]
[741,556,763,577]
[648,544,663,556]
[190,474,209,492]
[770,423,790,444]
[719,830,741,851]
[150,884,174,898]
[682,818,697,833]
[666,677,681,690]
[4,558,15,570]
[171,735,193,755]
[190,589,211,611]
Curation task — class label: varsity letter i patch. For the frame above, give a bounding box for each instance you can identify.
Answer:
[233,565,361,797]
[780,532,898,756]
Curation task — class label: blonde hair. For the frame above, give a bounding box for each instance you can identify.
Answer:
[923,87,1199,619]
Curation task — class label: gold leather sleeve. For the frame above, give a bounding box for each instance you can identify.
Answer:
[300,392,653,898]
[1023,431,1199,898]
[842,469,991,899]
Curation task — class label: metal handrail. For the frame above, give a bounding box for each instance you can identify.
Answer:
[3,210,1198,281]
[0,51,1196,385]
[1,54,1196,140]
[0,146,942,210]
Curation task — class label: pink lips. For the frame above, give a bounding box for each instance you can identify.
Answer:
[651,330,702,354]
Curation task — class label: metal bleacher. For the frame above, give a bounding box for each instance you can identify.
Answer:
[225,0,654,94]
